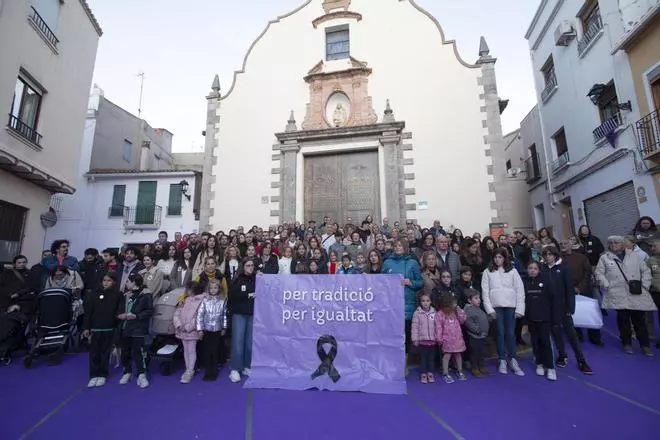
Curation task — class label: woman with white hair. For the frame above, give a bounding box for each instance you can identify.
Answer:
[595,236,655,356]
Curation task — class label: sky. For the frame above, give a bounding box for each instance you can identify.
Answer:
[86,0,541,153]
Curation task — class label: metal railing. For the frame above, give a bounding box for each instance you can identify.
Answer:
[540,71,558,102]
[578,12,603,55]
[593,111,623,142]
[123,205,162,229]
[29,6,59,48]
[7,114,42,145]
[552,151,570,172]
[636,108,660,157]
[108,204,125,218]
[524,153,542,183]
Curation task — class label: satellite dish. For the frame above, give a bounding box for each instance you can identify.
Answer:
[40,207,58,228]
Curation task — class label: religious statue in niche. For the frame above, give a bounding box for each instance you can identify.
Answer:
[333,103,347,127]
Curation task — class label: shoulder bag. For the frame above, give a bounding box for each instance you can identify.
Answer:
[613,259,642,295]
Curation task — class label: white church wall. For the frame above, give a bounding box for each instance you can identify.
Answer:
[211,0,493,233]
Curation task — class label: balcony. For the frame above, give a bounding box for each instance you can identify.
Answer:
[524,154,542,184]
[29,6,59,49]
[540,71,558,103]
[593,112,623,143]
[7,114,42,146]
[552,151,570,174]
[636,108,660,161]
[577,13,603,55]
[123,205,162,230]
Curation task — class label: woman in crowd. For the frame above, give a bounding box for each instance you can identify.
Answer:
[192,236,220,279]
[595,236,655,356]
[220,246,241,282]
[140,255,164,297]
[171,247,194,289]
[632,216,658,254]
[420,251,441,298]
[228,259,256,383]
[460,238,486,287]
[365,250,383,274]
[255,242,279,274]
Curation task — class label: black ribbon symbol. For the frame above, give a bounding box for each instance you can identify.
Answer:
[311,335,341,383]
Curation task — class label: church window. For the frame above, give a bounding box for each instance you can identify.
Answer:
[326,28,350,61]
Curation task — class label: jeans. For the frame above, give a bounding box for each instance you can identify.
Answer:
[495,307,517,361]
[468,336,485,369]
[617,309,649,348]
[230,314,253,371]
[89,331,114,378]
[551,314,585,362]
[528,321,553,369]
[418,345,436,374]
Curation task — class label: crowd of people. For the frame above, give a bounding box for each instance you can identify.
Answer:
[0,215,658,388]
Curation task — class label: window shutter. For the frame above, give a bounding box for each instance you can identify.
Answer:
[168,184,182,215]
[110,185,126,217]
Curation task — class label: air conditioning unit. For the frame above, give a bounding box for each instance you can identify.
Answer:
[554,21,576,46]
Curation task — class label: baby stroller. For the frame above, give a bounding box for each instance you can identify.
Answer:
[149,287,184,375]
[23,288,77,368]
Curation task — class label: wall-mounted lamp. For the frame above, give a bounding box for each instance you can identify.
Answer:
[179,180,191,201]
[587,83,632,111]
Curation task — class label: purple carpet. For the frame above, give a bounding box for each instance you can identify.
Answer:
[1,315,658,440]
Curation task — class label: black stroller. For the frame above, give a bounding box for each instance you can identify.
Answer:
[23,288,77,368]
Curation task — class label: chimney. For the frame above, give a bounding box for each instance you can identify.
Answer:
[139,140,151,171]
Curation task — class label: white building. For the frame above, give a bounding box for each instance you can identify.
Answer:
[0,0,101,263]
[501,129,534,233]
[201,0,511,234]
[524,0,660,240]
[45,88,201,256]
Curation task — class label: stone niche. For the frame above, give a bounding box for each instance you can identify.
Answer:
[301,57,378,131]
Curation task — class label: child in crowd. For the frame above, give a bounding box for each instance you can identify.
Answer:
[82,272,123,388]
[524,261,556,381]
[117,274,153,388]
[173,281,204,384]
[435,294,467,383]
[411,293,437,383]
[196,279,228,381]
[455,266,476,308]
[279,247,293,274]
[337,254,361,274]
[462,289,490,377]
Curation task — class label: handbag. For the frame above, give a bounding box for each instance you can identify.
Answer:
[573,295,604,329]
[614,259,642,295]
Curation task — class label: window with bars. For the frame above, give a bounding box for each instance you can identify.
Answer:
[9,76,43,144]
[326,28,350,61]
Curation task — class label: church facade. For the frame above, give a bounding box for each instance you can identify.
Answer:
[201,0,507,234]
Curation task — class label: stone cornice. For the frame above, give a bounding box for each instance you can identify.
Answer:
[312,11,362,28]
[275,121,405,143]
[304,66,372,83]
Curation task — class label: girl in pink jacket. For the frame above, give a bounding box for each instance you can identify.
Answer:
[411,293,437,384]
[435,294,467,384]
[173,282,204,384]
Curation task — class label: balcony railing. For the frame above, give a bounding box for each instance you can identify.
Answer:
[593,111,623,142]
[524,154,542,184]
[540,71,558,102]
[7,114,43,146]
[578,13,603,55]
[108,204,125,218]
[552,151,570,173]
[29,7,59,48]
[123,205,162,230]
[636,108,660,158]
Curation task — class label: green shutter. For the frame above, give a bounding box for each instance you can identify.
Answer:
[167,183,182,216]
[110,185,126,217]
[135,181,157,224]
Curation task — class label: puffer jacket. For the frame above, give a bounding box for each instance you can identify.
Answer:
[196,295,228,332]
[596,251,655,311]
[382,253,424,320]
[411,307,436,343]
[481,267,525,316]
[173,294,204,340]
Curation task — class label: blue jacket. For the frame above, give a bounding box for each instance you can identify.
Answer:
[382,254,424,320]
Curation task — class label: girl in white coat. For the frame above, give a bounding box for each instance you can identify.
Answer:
[481,248,526,376]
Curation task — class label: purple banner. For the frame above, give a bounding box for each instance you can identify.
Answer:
[244,274,406,394]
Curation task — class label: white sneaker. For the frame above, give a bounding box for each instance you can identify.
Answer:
[96,377,106,387]
[509,359,525,376]
[137,373,149,388]
[87,378,99,388]
[119,373,132,385]
[535,365,545,376]
[546,369,557,381]
[498,360,508,374]
[241,368,251,377]
[180,371,192,384]
[229,370,241,383]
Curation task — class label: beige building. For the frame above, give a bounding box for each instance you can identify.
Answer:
[0,0,101,264]
[499,129,533,234]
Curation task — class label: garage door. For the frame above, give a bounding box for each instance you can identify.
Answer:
[583,182,639,242]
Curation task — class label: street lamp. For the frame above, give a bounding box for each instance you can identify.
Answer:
[179,180,191,201]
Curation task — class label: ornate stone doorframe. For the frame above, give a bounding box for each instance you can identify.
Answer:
[272,115,413,224]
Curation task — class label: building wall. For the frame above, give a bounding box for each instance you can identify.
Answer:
[89,96,173,171]
[209,0,495,233]
[46,173,199,257]
[626,19,660,116]
[500,130,533,232]
[525,0,660,240]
